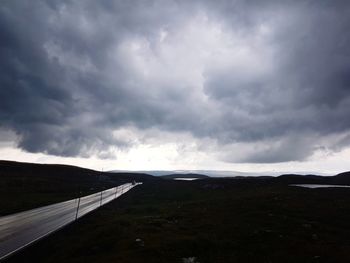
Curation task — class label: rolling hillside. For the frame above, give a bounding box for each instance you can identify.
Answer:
[0,160,157,215]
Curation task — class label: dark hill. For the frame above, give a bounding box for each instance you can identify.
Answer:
[274,172,350,185]
[0,160,157,215]
[274,174,327,184]
[0,160,156,183]
[331,171,350,184]
[107,172,160,182]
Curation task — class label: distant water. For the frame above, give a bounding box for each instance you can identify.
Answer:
[290,184,350,189]
[173,178,199,181]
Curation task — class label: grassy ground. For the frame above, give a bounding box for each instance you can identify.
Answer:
[5,179,350,263]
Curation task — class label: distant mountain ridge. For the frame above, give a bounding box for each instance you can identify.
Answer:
[158,171,350,185]
[109,170,281,177]
[109,169,331,177]
[1,160,350,185]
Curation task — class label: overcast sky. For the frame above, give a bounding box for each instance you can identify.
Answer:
[0,0,350,174]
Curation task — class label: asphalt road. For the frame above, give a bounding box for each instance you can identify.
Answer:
[0,182,141,261]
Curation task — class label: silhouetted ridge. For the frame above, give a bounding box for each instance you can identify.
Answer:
[0,160,157,183]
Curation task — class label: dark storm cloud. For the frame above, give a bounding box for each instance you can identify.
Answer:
[0,0,350,162]
[0,0,193,156]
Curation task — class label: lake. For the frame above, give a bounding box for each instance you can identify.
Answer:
[290,184,350,189]
[173,178,199,181]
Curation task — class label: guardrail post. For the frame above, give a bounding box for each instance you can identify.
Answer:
[115,187,117,198]
[100,191,103,206]
[75,197,81,220]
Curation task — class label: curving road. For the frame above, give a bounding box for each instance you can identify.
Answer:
[0,182,141,261]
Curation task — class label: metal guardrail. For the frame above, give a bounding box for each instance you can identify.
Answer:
[0,182,142,261]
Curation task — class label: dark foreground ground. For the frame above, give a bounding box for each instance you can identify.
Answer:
[5,179,350,263]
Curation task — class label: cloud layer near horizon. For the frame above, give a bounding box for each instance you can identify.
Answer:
[1,0,350,163]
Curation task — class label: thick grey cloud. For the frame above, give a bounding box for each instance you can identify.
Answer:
[0,0,350,162]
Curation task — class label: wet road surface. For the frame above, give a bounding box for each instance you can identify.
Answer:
[0,182,141,260]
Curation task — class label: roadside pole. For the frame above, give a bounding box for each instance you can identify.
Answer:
[75,197,81,220]
[99,168,103,206]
